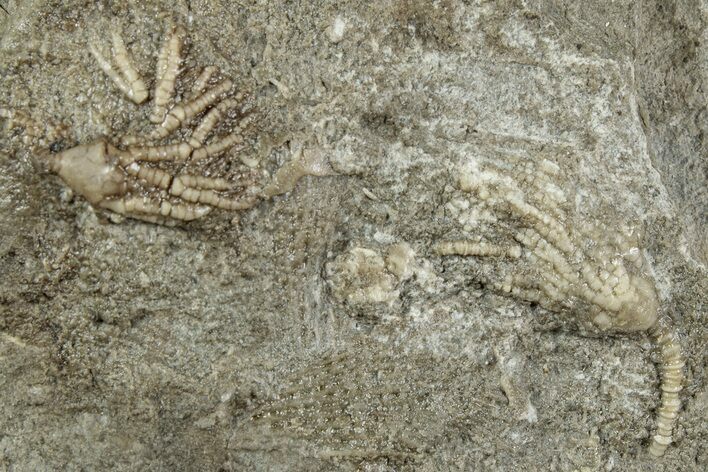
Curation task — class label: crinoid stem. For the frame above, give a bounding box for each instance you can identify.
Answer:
[435,240,522,259]
[647,316,685,457]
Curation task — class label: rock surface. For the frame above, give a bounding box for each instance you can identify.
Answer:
[0,1,705,470]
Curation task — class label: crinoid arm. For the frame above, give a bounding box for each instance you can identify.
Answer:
[99,196,212,224]
[188,98,244,148]
[149,78,234,140]
[89,28,148,104]
[124,142,194,162]
[150,25,185,124]
[122,161,259,217]
[122,95,249,165]
[188,66,218,100]
[169,174,258,211]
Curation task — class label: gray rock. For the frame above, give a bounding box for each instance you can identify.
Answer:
[0,1,704,470]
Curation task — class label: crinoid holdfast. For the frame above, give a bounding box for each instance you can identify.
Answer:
[1,23,330,225]
[435,155,683,457]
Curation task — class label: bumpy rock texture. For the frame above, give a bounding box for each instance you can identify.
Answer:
[0,1,705,470]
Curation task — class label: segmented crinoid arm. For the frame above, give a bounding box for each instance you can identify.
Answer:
[124,142,193,162]
[124,161,258,213]
[150,25,185,124]
[189,66,218,99]
[435,157,685,456]
[190,132,244,162]
[169,174,258,210]
[121,121,246,166]
[100,196,212,224]
[120,93,248,166]
[124,162,173,189]
[123,162,258,213]
[150,78,234,139]
[188,97,243,147]
[89,28,148,104]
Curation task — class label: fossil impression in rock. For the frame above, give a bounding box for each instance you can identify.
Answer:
[2,26,270,224]
[228,345,482,466]
[435,156,683,457]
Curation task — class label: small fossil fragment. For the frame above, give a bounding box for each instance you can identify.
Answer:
[2,25,263,225]
[262,143,336,197]
[326,247,400,306]
[435,156,684,457]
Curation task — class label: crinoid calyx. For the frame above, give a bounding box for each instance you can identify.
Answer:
[435,155,684,457]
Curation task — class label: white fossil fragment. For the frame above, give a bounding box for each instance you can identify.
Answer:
[326,247,399,306]
[385,242,416,281]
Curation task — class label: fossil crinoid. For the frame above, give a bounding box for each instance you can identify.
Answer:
[1,24,267,225]
[435,156,684,457]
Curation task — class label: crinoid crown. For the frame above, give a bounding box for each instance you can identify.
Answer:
[4,24,264,225]
[436,155,684,457]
